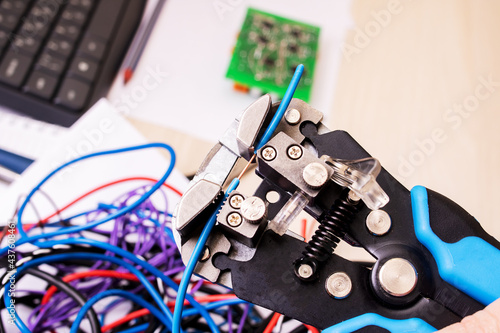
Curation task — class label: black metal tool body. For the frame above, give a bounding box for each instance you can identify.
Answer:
[173,97,500,332]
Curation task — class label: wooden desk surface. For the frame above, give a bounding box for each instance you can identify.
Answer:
[131,0,500,239]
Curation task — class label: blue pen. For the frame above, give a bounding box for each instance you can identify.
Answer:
[0,148,34,175]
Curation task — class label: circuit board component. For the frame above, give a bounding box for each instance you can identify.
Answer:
[226,8,320,102]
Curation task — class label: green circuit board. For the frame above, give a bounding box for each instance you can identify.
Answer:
[226,8,320,102]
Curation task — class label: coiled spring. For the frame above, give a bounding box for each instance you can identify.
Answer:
[294,191,360,280]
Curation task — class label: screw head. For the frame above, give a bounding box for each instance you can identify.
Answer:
[200,247,210,262]
[229,194,244,209]
[261,146,277,161]
[378,258,417,297]
[326,272,352,299]
[302,162,329,189]
[297,263,314,279]
[366,210,391,236]
[287,145,302,160]
[285,108,301,125]
[240,196,266,223]
[227,212,242,227]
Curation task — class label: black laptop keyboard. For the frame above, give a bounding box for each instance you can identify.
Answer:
[0,0,145,126]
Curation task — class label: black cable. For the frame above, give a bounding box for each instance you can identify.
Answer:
[24,268,101,333]
[255,313,276,333]
[144,316,160,333]
[289,325,308,333]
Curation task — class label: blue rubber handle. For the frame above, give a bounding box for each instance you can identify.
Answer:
[323,313,436,333]
[411,185,500,305]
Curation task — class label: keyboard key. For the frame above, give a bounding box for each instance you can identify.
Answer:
[0,10,20,31]
[78,35,105,61]
[53,21,80,41]
[46,36,73,59]
[68,56,98,82]
[36,51,66,77]
[11,35,42,55]
[30,1,60,20]
[68,0,93,12]
[0,29,9,51]
[21,15,51,37]
[1,1,29,14]
[0,49,32,87]
[55,77,90,110]
[60,6,87,27]
[86,0,124,41]
[24,70,57,99]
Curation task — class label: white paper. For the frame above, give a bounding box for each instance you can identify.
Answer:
[0,108,68,161]
[107,0,353,143]
[0,99,188,224]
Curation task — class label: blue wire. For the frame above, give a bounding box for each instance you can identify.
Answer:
[15,143,176,241]
[70,289,170,333]
[39,209,101,228]
[2,142,223,332]
[255,64,304,151]
[181,299,246,318]
[172,178,240,333]
[100,298,124,326]
[4,252,173,332]
[116,323,149,333]
[172,64,306,333]
[29,237,219,332]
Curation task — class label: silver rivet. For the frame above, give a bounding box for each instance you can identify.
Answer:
[265,190,280,203]
[229,194,244,209]
[379,258,417,297]
[262,146,277,161]
[302,162,328,189]
[227,212,242,227]
[326,272,352,299]
[287,145,302,160]
[285,108,301,125]
[200,247,210,262]
[366,210,391,236]
[297,264,313,279]
[347,190,361,203]
[240,196,266,224]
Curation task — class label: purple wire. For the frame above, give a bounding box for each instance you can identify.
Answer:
[28,181,219,332]
[32,292,66,328]
[237,304,251,333]
[190,279,204,295]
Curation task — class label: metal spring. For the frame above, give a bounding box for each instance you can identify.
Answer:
[295,191,359,280]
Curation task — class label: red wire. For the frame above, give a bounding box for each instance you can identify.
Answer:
[101,294,237,332]
[263,312,282,333]
[166,294,236,308]
[40,268,236,331]
[41,270,139,305]
[301,218,308,240]
[102,308,150,332]
[24,176,183,232]
[303,324,320,333]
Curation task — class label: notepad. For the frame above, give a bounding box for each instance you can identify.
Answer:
[0,109,68,161]
[0,99,189,225]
